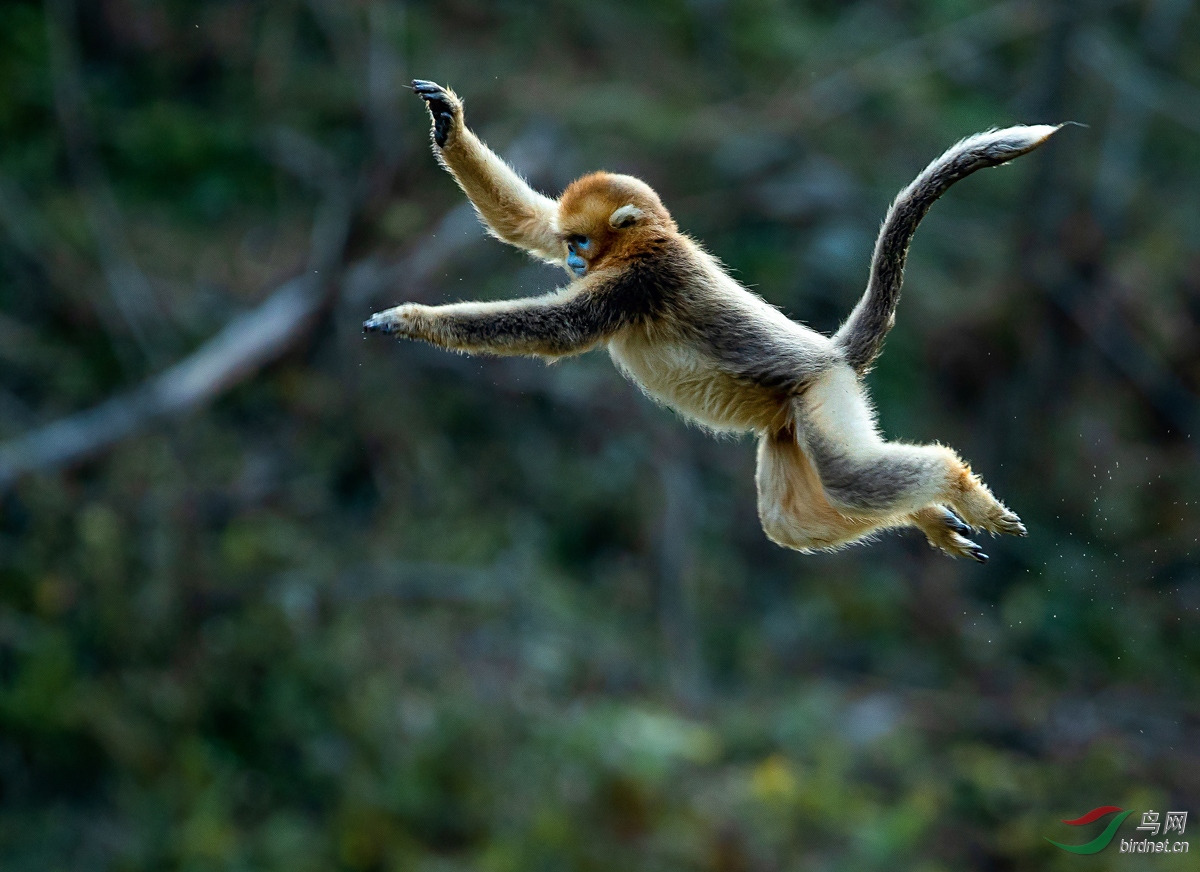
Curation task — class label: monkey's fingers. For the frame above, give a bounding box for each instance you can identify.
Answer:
[363,305,418,337]
[362,313,396,334]
[412,79,459,147]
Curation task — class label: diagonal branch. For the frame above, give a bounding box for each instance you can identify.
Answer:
[0,274,323,488]
[0,142,359,489]
[0,130,565,489]
[0,197,483,489]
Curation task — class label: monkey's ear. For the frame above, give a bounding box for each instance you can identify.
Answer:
[609,204,644,229]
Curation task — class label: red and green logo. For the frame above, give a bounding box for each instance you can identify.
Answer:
[1046,806,1133,854]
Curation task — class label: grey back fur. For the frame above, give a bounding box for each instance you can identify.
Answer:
[833,125,1061,374]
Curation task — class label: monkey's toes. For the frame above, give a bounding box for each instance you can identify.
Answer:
[939,506,972,537]
[941,532,988,563]
[365,304,421,338]
[990,510,1027,538]
[921,511,988,562]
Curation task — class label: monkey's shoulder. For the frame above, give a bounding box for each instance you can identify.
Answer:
[582,235,725,320]
[591,236,696,302]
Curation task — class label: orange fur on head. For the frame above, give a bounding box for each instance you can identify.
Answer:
[557,172,676,272]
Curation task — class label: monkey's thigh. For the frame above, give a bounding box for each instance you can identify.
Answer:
[799,368,960,516]
[754,431,879,551]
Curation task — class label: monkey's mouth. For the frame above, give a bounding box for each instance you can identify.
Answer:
[566,251,588,277]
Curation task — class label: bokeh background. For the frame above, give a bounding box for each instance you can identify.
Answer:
[0,0,1198,869]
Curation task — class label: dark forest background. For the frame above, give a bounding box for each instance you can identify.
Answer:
[0,1,1198,869]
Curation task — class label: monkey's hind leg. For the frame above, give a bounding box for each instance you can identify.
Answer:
[800,366,1026,540]
[754,429,890,552]
[755,429,1002,560]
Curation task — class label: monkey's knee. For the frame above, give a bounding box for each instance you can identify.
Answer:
[758,509,819,551]
[757,505,874,553]
[755,432,871,551]
[757,497,832,551]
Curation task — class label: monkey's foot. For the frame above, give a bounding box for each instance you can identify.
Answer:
[985,508,1027,538]
[955,498,1027,538]
[912,505,988,563]
[949,473,1028,538]
[412,80,461,147]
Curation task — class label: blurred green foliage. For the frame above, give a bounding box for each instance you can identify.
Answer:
[0,0,1198,869]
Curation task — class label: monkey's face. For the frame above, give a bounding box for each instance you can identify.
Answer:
[564,235,592,277]
[558,172,674,278]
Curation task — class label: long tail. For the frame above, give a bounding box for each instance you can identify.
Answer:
[833,124,1063,374]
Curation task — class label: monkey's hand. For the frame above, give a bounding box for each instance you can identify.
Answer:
[363,303,427,339]
[412,80,463,148]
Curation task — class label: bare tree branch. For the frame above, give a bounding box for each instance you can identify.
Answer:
[683,0,1133,141]
[0,199,475,488]
[796,0,1051,124]
[0,120,561,490]
[367,1,407,163]
[0,273,323,487]
[0,177,51,263]
[0,142,357,489]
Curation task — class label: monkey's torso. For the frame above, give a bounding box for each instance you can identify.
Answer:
[607,239,835,435]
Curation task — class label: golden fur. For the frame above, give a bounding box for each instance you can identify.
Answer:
[365,81,1057,560]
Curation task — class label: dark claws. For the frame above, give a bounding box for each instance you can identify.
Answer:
[411,80,456,147]
[411,80,447,102]
[940,507,972,537]
[953,531,988,563]
[411,80,452,108]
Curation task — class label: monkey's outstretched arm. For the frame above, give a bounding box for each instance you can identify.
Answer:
[364,280,633,358]
[413,80,563,265]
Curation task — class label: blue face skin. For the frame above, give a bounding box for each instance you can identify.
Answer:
[566,236,591,277]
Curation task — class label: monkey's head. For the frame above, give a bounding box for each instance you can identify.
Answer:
[557,172,675,277]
